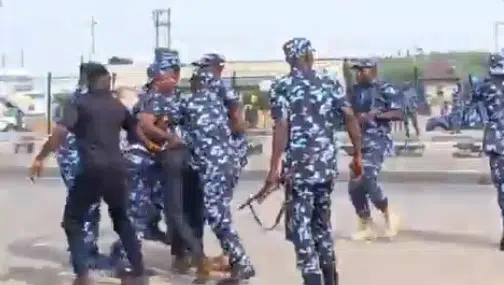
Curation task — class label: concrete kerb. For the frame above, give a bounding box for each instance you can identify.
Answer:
[1,166,492,185]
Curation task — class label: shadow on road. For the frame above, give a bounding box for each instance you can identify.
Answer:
[0,266,71,285]
[398,228,497,249]
[335,227,497,249]
[4,236,225,285]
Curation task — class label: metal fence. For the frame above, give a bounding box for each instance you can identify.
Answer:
[19,73,78,135]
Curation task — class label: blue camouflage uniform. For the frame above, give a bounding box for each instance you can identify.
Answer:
[109,64,165,268]
[450,81,464,131]
[348,59,402,218]
[55,87,101,263]
[479,52,504,236]
[191,53,248,185]
[169,68,254,274]
[269,38,344,285]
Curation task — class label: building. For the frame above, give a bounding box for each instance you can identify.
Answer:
[420,60,459,104]
[107,58,345,92]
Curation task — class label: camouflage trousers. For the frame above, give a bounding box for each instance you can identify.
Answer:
[231,133,248,171]
[201,168,253,270]
[287,181,335,275]
[59,160,100,253]
[489,154,504,229]
[348,147,389,218]
[110,149,162,265]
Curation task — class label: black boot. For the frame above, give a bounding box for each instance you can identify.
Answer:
[322,265,337,285]
[72,274,93,285]
[144,219,167,243]
[302,273,323,285]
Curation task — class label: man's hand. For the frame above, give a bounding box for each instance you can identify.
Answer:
[160,134,183,150]
[256,168,281,203]
[30,158,44,180]
[231,120,247,135]
[146,141,162,152]
[349,152,363,179]
[358,112,376,124]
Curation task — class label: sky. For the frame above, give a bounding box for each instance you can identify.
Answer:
[1,0,504,75]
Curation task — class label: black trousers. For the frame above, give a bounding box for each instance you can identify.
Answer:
[62,165,144,276]
[171,166,204,257]
[157,148,204,259]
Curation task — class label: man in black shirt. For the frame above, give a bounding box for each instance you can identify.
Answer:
[30,63,150,285]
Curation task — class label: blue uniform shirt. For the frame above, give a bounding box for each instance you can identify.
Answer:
[55,88,87,166]
[169,79,237,174]
[209,79,248,168]
[351,81,402,151]
[480,79,504,155]
[269,69,349,185]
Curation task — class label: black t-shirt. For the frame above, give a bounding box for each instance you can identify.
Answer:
[59,91,137,171]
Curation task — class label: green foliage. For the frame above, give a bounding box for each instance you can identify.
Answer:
[379,51,488,83]
[255,92,270,110]
[52,92,71,105]
[243,89,270,110]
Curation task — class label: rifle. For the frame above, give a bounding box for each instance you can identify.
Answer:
[237,169,292,231]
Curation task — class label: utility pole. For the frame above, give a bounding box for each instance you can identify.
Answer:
[90,16,97,60]
[20,49,24,67]
[152,9,172,49]
[494,22,504,52]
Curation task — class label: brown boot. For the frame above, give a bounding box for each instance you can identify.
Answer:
[172,255,192,274]
[193,257,212,284]
[216,264,255,285]
[72,275,94,285]
[209,255,230,272]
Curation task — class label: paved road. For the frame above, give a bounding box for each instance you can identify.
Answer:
[1,178,504,284]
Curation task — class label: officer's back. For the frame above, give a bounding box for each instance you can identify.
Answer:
[61,67,133,171]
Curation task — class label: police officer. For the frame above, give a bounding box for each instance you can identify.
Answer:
[450,80,464,133]
[403,84,420,137]
[189,53,248,271]
[347,59,402,241]
[109,65,167,273]
[256,38,362,285]
[478,51,504,250]
[167,67,255,284]
[38,63,105,269]
[30,63,149,285]
[192,54,248,182]
[138,49,213,282]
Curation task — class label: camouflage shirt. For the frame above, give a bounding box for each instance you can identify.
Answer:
[269,68,349,184]
[480,78,504,155]
[55,88,86,167]
[169,76,237,175]
[351,81,402,151]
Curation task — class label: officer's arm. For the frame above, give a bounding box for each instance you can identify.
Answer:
[138,97,177,142]
[373,84,404,120]
[268,80,288,172]
[331,82,362,156]
[121,106,155,147]
[220,86,245,134]
[35,100,76,161]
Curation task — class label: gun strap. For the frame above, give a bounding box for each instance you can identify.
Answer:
[245,201,287,231]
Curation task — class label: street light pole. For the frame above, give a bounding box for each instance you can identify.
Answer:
[494,21,504,52]
[90,16,97,60]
